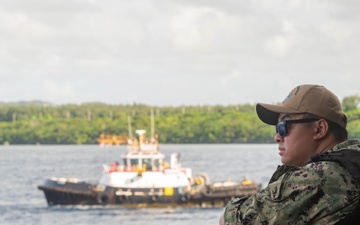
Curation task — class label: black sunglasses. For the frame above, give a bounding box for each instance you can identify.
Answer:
[276,118,320,137]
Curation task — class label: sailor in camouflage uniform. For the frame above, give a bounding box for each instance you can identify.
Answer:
[220,84,360,225]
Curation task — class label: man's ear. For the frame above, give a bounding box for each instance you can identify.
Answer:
[314,119,328,139]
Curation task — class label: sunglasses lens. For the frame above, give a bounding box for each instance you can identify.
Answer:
[276,122,287,136]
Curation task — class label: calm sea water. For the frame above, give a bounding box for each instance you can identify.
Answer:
[0,144,280,225]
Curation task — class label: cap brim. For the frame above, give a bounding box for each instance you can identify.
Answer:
[256,103,303,125]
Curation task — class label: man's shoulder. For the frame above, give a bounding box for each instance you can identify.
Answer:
[303,160,351,180]
[329,139,360,152]
[310,147,360,187]
[288,161,348,182]
[270,154,358,185]
[269,161,357,202]
[267,160,354,191]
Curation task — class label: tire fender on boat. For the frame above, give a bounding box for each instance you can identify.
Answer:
[151,195,159,202]
[97,192,111,205]
[181,192,191,202]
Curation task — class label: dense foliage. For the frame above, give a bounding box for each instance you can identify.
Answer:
[0,96,359,145]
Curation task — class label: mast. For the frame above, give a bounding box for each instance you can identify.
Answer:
[150,109,154,140]
[127,116,132,138]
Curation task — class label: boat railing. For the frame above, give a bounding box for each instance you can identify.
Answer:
[127,144,159,154]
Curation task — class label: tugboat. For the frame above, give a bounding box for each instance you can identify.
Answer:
[38,130,260,208]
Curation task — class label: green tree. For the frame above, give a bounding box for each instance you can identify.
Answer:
[342,95,360,112]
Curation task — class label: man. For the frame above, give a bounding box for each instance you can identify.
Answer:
[220,84,360,225]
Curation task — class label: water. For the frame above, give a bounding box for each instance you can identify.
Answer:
[0,144,280,225]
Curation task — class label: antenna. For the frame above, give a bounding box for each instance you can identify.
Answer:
[127,116,133,138]
[150,109,154,139]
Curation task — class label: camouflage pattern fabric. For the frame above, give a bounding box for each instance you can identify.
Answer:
[223,139,360,225]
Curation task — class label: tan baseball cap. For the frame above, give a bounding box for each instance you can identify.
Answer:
[256,84,347,128]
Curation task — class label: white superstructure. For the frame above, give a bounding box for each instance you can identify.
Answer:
[99,130,192,190]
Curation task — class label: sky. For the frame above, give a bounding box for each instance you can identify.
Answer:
[0,0,359,106]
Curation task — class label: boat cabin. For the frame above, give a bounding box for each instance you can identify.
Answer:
[121,152,165,172]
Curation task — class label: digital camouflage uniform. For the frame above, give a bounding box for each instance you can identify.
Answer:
[223,139,360,225]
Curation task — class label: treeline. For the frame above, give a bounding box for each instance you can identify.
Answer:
[0,95,360,145]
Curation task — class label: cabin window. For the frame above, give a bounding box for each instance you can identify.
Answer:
[142,158,152,170]
[154,159,160,168]
[130,159,139,166]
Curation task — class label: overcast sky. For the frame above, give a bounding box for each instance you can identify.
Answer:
[0,0,359,106]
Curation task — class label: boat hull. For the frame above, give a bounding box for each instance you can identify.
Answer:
[38,179,98,205]
[38,178,260,208]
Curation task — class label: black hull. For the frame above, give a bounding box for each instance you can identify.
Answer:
[38,178,259,208]
[38,179,98,205]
